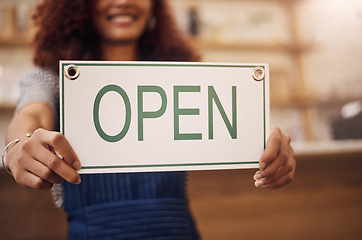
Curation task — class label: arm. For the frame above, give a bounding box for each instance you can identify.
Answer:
[254,126,296,188]
[5,102,81,189]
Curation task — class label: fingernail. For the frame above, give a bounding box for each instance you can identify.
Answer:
[259,162,267,170]
[55,150,63,160]
[73,161,82,171]
[76,176,81,184]
[253,173,262,180]
[254,180,264,187]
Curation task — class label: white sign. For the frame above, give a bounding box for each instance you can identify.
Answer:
[60,61,269,173]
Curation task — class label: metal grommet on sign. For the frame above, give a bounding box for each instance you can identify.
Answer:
[252,67,265,81]
[64,64,80,80]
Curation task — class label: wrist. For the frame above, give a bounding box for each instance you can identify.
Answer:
[2,134,31,175]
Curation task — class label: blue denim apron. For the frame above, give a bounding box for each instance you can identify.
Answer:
[62,172,200,239]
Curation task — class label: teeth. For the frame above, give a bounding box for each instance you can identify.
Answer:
[111,15,133,23]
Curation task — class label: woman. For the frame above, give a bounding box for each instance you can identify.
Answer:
[4,0,296,239]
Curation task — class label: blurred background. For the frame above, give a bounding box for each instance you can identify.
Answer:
[1,0,361,239]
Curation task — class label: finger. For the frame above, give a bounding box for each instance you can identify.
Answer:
[20,131,81,185]
[254,153,296,188]
[261,171,294,189]
[259,127,282,170]
[14,170,53,189]
[257,158,294,186]
[50,132,81,171]
[23,158,63,184]
[33,129,81,171]
[259,138,291,178]
[28,145,81,184]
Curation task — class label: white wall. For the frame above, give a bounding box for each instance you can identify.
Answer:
[297,0,362,102]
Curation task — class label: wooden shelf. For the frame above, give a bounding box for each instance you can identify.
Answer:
[0,104,16,111]
[271,94,362,109]
[176,0,302,3]
[190,39,313,53]
[0,38,31,47]
[293,139,362,159]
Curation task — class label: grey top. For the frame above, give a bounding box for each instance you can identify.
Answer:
[17,67,59,115]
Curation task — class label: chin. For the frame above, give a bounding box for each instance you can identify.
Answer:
[101,34,138,43]
[105,31,144,43]
[103,38,138,45]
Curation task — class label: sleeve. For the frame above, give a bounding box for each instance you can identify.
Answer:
[16,67,59,114]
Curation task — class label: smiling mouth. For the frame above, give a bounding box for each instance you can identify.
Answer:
[108,15,136,24]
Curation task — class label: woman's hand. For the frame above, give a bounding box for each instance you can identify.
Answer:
[253,126,296,188]
[7,128,81,189]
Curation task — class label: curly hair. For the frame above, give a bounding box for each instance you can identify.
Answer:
[32,0,201,73]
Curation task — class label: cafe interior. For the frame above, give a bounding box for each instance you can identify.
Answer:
[0,0,361,239]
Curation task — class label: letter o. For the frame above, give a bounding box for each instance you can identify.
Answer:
[93,84,131,142]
